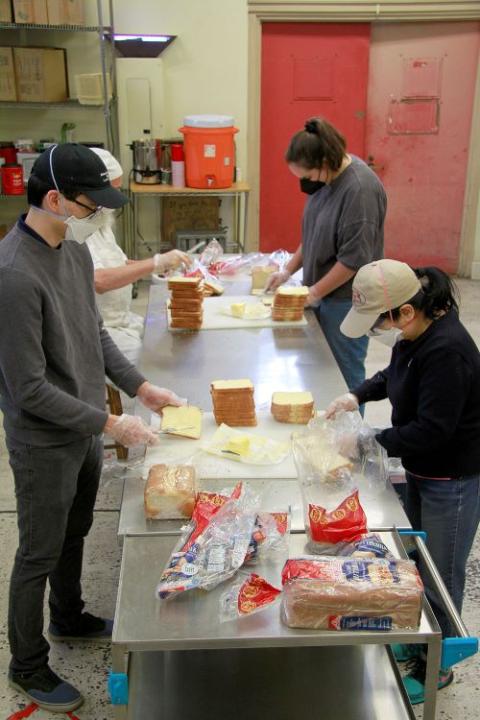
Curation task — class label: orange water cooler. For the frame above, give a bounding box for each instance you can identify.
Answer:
[179,115,238,189]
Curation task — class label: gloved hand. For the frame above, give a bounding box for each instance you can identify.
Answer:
[265,269,291,292]
[106,414,158,447]
[325,392,359,419]
[153,249,192,274]
[136,381,187,413]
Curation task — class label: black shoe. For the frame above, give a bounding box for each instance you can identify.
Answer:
[49,611,113,642]
[9,665,83,713]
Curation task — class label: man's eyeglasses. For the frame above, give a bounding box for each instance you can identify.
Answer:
[73,198,102,215]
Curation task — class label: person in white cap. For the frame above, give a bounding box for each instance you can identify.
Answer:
[327,258,480,705]
[87,148,192,365]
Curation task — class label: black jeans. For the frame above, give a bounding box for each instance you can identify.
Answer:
[7,435,103,674]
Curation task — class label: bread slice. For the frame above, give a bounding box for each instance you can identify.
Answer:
[168,276,201,289]
[161,405,202,439]
[211,379,254,391]
[251,265,277,291]
[204,279,224,296]
[271,391,314,424]
[144,464,196,519]
[276,285,309,297]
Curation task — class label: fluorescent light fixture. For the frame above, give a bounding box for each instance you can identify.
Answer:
[108,33,177,58]
[114,35,171,42]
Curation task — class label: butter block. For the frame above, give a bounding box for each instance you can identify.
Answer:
[226,435,251,456]
[231,302,246,318]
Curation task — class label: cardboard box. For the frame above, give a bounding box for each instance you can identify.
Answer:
[14,46,68,102]
[13,0,48,24]
[47,0,84,26]
[0,46,17,101]
[0,0,13,22]
[161,197,220,248]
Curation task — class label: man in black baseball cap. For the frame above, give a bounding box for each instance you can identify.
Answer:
[33,142,129,208]
[0,143,185,712]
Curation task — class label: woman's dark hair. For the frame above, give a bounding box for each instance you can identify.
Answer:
[27,175,81,208]
[285,117,346,171]
[381,266,459,321]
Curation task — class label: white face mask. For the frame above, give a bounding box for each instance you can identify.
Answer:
[31,203,107,244]
[368,327,403,348]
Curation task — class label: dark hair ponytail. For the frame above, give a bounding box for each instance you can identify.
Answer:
[285,117,346,171]
[388,266,459,320]
[412,267,459,318]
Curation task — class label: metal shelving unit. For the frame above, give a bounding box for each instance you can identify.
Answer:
[0,0,118,155]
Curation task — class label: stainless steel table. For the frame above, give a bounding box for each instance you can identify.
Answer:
[111,532,442,720]
[117,280,410,538]
[111,280,427,719]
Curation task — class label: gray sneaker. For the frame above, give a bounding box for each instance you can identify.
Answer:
[9,665,83,713]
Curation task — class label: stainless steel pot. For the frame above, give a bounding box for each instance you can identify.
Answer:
[130,138,161,183]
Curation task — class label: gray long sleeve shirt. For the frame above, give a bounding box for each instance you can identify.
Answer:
[0,217,146,446]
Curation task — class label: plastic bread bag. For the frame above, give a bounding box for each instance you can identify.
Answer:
[156,482,259,599]
[337,533,394,560]
[305,489,368,555]
[219,572,282,622]
[199,238,224,267]
[209,252,265,277]
[281,555,424,631]
[203,424,290,466]
[244,511,291,565]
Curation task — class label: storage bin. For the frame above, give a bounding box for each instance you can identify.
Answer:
[179,114,238,189]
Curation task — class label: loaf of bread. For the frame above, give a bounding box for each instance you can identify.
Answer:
[281,556,423,631]
[271,391,315,424]
[144,464,196,520]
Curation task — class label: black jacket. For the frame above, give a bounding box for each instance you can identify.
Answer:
[354,311,480,478]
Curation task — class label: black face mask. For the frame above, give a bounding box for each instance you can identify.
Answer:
[300,177,326,195]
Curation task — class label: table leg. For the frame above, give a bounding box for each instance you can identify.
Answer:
[111,644,129,720]
[243,191,249,252]
[423,636,441,720]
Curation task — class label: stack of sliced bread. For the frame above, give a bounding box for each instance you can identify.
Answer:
[251,265,277,294]
[210,379,257,426]
[271,391,315,424]
[203,279,224,297]
[272,286,309,321]
[168,276,204,330]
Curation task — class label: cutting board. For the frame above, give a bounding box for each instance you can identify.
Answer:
[144,411,314,480]
[167,295,308,331]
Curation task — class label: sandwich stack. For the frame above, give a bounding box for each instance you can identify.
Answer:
[271,391,315,424]
[272,286,309,322]
[168,276,204,330]
[210,379,257,427]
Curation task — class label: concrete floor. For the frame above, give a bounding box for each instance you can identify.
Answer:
[0,279,479,719]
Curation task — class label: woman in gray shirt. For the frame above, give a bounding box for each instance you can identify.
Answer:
[268,117,387,395]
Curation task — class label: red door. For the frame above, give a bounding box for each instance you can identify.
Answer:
[260,23,371,253]
[365,22,480,271]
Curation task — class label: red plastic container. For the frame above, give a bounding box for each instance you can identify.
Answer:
[171,143,184,161]
[179,115,238,189]
[0,143,17,166]
[2,164,24,195]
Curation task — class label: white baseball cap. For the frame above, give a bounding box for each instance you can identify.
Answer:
[341,259,422,338]
[91,147,123,182]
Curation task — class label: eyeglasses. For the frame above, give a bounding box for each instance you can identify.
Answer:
[73,198,102,215]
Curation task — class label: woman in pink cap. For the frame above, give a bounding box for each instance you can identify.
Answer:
[328,258,480,705]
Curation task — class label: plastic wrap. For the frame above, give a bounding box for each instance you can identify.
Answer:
[293,412,388,550]
[219,572,281,622]
[328,533,394,559]
[144,464,196,520]
[244,511,290,565]
[156,483,258,599]
[203,424,290,466]
[281,556,424,631]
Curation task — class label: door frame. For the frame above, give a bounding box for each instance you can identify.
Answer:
[247,1,480,276]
